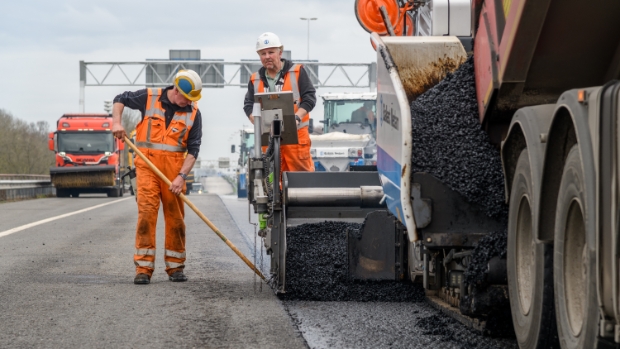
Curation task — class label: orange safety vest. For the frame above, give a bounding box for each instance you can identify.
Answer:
[250,64,310,129]
[135,88,198,153]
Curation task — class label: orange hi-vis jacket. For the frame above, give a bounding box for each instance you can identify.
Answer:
[250,64,310,129]
[134,88,198,153]
[250,64,314,172]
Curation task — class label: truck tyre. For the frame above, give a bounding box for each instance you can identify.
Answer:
[56,189,70,198]
[507,149,560,349]
[107,188,120,198]
[554,145,598,349]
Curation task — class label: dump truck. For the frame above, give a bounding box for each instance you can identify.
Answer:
[310,92,377,171]
[246,1,620,348]
[363,1,620,347]
[48,113,124,198]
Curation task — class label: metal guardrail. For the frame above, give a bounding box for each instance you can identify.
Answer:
[0,175,55,201]
[0,174,50,181]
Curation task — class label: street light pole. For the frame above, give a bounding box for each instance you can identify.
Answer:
[300,17,317,60]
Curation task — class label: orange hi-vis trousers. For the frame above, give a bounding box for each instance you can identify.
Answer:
[133,148,187,277]
[262,126,314,172]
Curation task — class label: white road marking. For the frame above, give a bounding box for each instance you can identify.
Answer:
[0,197,132,238]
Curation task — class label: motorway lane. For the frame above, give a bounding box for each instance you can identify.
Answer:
[0,195,120,233]
[0,194,306,349]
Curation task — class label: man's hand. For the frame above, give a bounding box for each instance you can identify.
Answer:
[112,123,127,141]
[249,114,255,124]
[169,176,185,196]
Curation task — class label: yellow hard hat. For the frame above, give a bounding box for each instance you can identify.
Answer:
[174,69,202,101]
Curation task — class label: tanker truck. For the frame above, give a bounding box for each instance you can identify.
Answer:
[247,1,620,348]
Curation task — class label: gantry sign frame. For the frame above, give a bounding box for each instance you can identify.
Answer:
[79,60,377,112]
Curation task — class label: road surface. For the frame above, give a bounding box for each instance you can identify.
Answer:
[0,178,517,348]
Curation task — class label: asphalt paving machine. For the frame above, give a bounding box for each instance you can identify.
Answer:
[247,91,392,293]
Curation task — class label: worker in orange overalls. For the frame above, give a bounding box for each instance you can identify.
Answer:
[243,32,316,172]
[111,70,203,285]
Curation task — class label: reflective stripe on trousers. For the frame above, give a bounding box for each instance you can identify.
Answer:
[165,250,186,259]
[136,248,156,256]
[165,261,184,269]
[134,248,156,270]
[134,260,155,268]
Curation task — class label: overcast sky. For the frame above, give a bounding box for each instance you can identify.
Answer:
[0,1,376,164]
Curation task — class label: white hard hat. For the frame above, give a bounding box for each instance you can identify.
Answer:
[256,32,283,52]
[174,69,202,101]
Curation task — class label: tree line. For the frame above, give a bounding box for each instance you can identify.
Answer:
[0,109,55,175]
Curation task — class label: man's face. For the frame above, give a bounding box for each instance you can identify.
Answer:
[258,47,282,70]
[171,88,192,107]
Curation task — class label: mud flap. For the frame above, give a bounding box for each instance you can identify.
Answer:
[347,210,406,280]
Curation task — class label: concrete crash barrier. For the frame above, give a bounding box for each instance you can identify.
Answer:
[0,175,55,202]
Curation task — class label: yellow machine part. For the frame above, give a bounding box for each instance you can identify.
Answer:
[51,171,115,188]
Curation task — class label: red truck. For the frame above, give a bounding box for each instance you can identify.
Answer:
[48,113,125,198]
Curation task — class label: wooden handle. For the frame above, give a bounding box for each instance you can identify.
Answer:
[124,136,266,280]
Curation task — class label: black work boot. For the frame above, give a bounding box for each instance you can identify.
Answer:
[134,273,151,285]
[169,271,188,282]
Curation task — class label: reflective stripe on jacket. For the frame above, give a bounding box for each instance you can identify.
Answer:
[250,64,310,129]
[134,88,198,152]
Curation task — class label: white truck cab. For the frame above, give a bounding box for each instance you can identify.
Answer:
[311,92,377,171]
